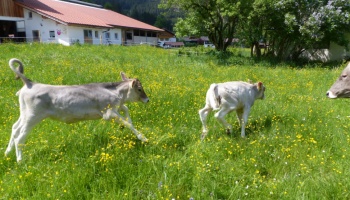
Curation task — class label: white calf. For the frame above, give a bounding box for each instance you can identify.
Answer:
[5,58,149,162]
[199,81,265,139]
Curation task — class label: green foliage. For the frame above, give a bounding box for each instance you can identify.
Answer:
[81,0,177,30]
[162,0,349,60]
[0,44,350,199]
[160,0,241,51]
[238,0,350,60]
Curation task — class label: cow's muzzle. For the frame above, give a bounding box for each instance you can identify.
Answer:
[142,97,149,103]
[326,91,337,98]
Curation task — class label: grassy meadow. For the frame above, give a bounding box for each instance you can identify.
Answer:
[0,43,349,199]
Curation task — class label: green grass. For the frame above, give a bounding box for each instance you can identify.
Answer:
[0,43,349,199]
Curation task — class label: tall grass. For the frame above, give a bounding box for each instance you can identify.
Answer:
[0,43,349,199]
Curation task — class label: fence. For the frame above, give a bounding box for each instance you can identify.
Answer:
[0,36,158,46]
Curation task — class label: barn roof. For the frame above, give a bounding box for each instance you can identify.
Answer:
[15,0,163,31]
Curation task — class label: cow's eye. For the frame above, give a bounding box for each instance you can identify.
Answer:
[342,74,347,79]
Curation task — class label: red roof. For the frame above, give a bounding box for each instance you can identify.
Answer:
[15,0,163,31]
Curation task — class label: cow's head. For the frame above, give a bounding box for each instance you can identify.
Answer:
[121,72,149,103]
[256,82,266,100]
[326,62,350,98]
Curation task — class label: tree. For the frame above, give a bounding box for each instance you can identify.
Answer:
[104,2,113,10]
[154,14,173,30]
[236,0,266,57]
[242,0,350,60]
[160,0,244,52]
[161,0,350,60]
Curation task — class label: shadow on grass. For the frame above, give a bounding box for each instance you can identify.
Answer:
[212,113,296,138]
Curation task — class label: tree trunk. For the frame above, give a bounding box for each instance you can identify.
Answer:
[251,41,261,57]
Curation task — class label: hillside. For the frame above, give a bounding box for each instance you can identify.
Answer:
[78,0,178,31]
[92,0,160,14]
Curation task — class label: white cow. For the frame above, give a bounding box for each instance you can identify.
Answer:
[199,81,266,139]
[5,58,149,162]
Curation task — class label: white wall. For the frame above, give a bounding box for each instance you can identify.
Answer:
[134,36,158,45]
[159,37,176,42]
[23,8,123,46]
[23,8,159,46]
[24,9,56,43]
[302,34,350,62]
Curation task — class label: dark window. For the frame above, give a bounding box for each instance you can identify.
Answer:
[139,30,145,36]
[126,32,133,40]
[32,30,39,42]
[84,29,93,44]
[49,31,55,38]
[105,32,110,39]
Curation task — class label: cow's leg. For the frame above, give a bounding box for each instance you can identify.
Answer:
[103,109,147,142]
[14,115,43,162]
[236,108,243,132]
[199,105,212,140]
[214,107,233,135]
[240,107,251,137]
[5,117,22,156]
[118,105,132,124]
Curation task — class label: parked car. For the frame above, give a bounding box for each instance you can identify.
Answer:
[204,41,215,48]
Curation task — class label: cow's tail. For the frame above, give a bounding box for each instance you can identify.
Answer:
[9,58,32,87]
[208,83,221,110]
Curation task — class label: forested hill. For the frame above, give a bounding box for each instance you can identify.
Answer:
[92,0,160,14]
[77,0,178,31]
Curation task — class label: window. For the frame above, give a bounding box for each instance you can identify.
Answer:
[28,12,32,19]
[49,31,55,38]
[139,30,145,37]
[114,33,118,40]
[105,32,110,39]
[84,29,93,44]
[147,32,152,37]
[134,30,139,36]
[95,31,99,38]
[126,32,132,40]
[84,30,92,38]
[16,21,25,32]
[32,30,39,42]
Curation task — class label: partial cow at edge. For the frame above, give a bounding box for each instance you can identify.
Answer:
[6,58,149,162]
[327,62,350,98]
[199,81,266,139]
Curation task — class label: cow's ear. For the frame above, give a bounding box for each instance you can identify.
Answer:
[129,80,137,88]
[120,72,128,81]
[257,82,263,90]
[132,80,137,88]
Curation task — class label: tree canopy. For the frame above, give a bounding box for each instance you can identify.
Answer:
[160,0,247,51]
[161,0,350,60]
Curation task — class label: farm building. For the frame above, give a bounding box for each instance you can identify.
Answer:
[158,29,176,43]
[0,0,164,45]
[302,33,350,62]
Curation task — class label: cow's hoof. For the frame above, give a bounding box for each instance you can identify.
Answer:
[137,134,148,142]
